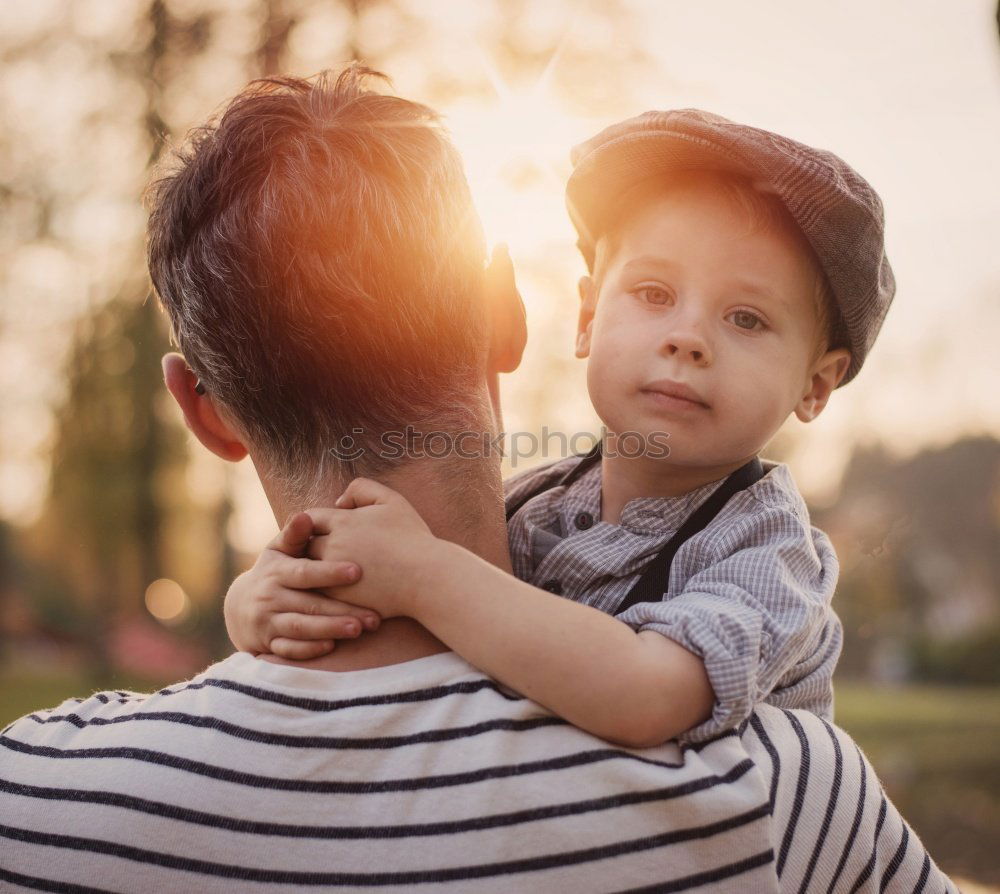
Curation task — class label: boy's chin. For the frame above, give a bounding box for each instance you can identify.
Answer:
[635,439,738,469]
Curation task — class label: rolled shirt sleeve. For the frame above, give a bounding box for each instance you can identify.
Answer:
[617,504,842,744]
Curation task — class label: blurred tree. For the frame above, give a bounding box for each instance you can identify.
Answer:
[29,0,202,673]
[257,0,296,77]
[41,293,181,666]
[0,521,12,663]
[343,0,368,62]
[819,435,1000,682]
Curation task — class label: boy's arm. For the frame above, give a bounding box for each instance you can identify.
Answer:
[411,540,716,747]
[613,501,840,744]
[304,478,714,748]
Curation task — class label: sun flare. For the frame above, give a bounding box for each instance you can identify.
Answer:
[444,49,586,258]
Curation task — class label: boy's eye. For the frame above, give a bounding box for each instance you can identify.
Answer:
[728,310,766,331]
[634,286,673,306]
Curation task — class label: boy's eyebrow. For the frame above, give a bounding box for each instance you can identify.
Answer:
[620,256,681,275]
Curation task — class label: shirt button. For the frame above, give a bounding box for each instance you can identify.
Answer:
[541,579,563,595]
[574,511,594,530]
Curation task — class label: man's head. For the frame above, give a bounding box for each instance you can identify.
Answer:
[576,170,851,470]
[147,67,524,513]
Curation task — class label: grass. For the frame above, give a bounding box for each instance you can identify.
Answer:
[834,682,1000,887]
[2,673,997,886]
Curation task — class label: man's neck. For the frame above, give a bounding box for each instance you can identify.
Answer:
[259,617,451,671]
[258,454,511,673]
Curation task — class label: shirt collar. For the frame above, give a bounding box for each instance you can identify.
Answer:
[557,460,731,535]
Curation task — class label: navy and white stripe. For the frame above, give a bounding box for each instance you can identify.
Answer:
[504,456,843,743]
[0,652,956,892]
[739,707,951,894]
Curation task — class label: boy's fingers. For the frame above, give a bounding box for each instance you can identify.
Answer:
[315,596,381,630]
[267,511,315,557]
[272,557,361,590]
[265,587,380,629]
[269,612,366,642]
[304,507,338,532]
[304,537,371,575]
[269,638,334,660]
[306,534,332,561]
[333,477,398,510]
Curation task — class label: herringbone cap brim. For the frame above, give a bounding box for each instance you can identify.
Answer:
[566,109,895,386]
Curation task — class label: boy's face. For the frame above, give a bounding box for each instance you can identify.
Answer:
[576,182,849,470]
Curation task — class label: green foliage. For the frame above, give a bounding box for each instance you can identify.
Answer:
[814,436,1000,684]
[909,626,1000,685]
[45,294,184,607]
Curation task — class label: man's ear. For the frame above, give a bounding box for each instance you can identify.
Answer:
[162,353,249,461]
[485,243,527,374]
[575,275,598,358]
[795,348,851,422]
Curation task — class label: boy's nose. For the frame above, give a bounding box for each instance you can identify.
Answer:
[661,327,712,366]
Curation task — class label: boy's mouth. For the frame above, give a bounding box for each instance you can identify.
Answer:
[640,379,710,410]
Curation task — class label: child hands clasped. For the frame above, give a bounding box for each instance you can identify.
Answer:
[226,477,716,748]
[224,509,383,661]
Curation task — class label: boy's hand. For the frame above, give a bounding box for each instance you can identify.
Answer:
[304,478,443,619]
[224,511,381,661]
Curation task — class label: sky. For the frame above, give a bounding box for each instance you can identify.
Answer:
[1,0,998,551]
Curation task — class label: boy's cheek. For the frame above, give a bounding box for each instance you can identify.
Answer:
[587,330,633,386]
[586,368,628,431]
[591,306,645,350]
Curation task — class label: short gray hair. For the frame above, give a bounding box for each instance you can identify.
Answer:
[146,66,489,500]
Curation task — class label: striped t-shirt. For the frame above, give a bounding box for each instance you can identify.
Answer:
[1,651,955,892]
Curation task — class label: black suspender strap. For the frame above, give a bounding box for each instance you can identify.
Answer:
[504,444,767,615]
[505,441,603,523]
[614,456,766,616]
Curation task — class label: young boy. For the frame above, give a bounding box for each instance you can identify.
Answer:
[225,109,895,747]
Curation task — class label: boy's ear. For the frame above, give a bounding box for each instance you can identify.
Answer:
[575,275,598,358]
[485,244,527,374]
[162,353,249,461]
[795,348,851,422]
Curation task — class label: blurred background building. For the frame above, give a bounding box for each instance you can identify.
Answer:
[0,0,997,886]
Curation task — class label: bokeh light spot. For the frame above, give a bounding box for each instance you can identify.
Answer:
[144,578,190,625]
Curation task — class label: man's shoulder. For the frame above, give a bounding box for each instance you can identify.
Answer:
[0,651,793,893]
[5,687,149,736]
[1,656,243,749]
